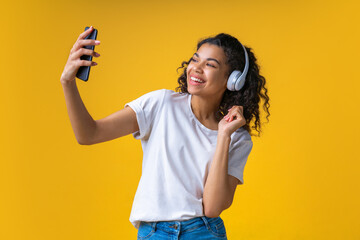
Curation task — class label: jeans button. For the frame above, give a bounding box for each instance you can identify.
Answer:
[170,224,178,229]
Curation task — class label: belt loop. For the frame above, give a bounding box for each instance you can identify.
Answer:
[201,216,210,229]
[152,222,157,231]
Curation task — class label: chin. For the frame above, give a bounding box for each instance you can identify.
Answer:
[187,84,200,95]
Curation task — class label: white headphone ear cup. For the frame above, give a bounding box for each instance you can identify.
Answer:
[226,42,249,91]
[235,75,246,91]
[227,70,241,91]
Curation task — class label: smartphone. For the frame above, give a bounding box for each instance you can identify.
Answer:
[76,26,98,81]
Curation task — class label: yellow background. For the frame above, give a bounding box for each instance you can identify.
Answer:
[1,0,359,239]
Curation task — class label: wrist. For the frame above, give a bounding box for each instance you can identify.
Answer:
[60,78,75,86]
[217,132,231,142]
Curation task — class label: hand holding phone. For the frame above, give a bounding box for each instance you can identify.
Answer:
[60,26,100,84]
[76,26,99,81]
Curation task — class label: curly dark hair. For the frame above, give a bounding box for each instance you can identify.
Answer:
[176,33,270,137]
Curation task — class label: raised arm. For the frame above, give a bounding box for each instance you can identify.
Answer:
[89,106,138,145]
[203,106,246,217]
[61,79,139,145]
[60,26,138,145]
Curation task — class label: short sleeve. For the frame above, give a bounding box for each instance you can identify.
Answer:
[124,89,166,140]
[228,139,253,185]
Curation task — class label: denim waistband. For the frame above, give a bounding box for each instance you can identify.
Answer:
[142,216,221,234]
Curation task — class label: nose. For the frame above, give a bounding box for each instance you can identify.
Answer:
[192,61,204,73]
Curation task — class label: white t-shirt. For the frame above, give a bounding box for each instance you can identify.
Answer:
[124,89,253,229]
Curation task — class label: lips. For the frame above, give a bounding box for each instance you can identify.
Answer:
[189,74,205,86]
[189,74,205,82]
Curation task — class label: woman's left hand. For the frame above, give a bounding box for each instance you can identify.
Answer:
[218,106,246,137]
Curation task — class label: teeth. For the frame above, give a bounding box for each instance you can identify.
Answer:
[191,76,204,83]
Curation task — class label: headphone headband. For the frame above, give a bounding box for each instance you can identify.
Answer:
[227,42,249,91]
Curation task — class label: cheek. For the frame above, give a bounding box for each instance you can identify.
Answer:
[185,67,190,77]
[186,64,193,74]
[212,72,227,83]
[213,74,228,89]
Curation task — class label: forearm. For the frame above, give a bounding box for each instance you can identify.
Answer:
[61,80,96,144]
[203,133,232,217]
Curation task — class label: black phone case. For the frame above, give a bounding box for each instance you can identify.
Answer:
[76,26,98,81]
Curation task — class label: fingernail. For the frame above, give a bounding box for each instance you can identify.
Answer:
[95,40,100,44]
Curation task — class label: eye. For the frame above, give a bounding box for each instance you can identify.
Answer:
[191,58,215,68]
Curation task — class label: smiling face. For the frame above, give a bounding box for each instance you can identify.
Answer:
[186,43,230,98]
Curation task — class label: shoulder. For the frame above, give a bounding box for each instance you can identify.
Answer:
[230,127,253,150]
[131,89,188,107]
[131,89,168,103]
[129,89,189,113]
[161,89,187,97]
[232,127,252,141]
[160,89,189,102]
[142,89,168,98]
[142,89,183,98]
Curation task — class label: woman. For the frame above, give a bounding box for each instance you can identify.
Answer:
[60,26,270,239]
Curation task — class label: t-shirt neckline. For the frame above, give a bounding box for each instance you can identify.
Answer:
[188,94,218,135]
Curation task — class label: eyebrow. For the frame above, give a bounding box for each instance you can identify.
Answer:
[193,53,221,65]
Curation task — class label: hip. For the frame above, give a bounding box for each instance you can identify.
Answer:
[137,216,227,240]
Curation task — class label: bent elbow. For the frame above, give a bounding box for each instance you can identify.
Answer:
[77,139,91,145]
[203,201,232,218]
[204,212,219,218]
[204,207,221,218]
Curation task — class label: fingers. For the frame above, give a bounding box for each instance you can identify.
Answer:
[76,59,98,67]
[229,106,243,114]
[61,27,100,82]
[224,106,244,122]
[72,39,100,53]
[70,27,100,61]
[77,26,93,40]
[227,106,243,115]
[69,58,97,68]
[71,48,100,60]
[69,49,99,68]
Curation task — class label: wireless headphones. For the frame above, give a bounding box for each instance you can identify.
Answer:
[227,43,249,91]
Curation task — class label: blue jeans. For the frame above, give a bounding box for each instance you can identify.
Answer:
[137,216,227,239]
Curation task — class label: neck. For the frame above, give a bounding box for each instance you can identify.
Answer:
[190,94,222,123]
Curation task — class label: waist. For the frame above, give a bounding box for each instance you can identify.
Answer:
[140,216,222,234]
